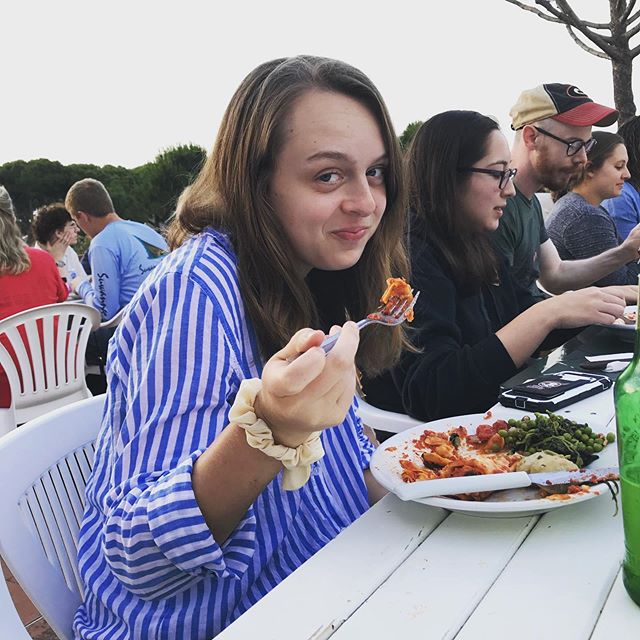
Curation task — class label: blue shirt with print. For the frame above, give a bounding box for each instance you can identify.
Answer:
[77,220,168,320]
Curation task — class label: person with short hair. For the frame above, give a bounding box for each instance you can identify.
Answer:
[73,56,409,639]
[64,178,168,321]
[604,115,640,239]
[493,83,640,301]
[547,132,640,286]
[31,202,87,283]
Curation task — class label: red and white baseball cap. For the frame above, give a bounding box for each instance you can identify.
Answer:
[510,83,618,130]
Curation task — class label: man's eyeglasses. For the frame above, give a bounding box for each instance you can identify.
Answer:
[458,167,518,190]
[533,126,597,157]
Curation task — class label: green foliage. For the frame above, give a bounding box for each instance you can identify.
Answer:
[0,144,207,235]
[137,144,206,227]
[399,121,423,151]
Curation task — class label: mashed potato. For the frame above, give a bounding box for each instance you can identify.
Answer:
[516,451,579,473]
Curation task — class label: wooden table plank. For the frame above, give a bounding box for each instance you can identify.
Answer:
[217,495,447,640]
[330,513,536,640]
[455,492,623,640]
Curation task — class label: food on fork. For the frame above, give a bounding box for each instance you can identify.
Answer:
[369,277,415,322]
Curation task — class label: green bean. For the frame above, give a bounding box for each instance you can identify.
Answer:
[499,411,611,466]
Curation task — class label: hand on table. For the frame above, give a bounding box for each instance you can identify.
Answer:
[602,284,638,304]
[255,322,360,448]
[550,287,626,329]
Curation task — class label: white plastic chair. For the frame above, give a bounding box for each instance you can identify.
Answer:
[84,306,125,377]
[0,302,100,433]
[0,394,105,640]
[357,396,423,433]
[99,306,125,330]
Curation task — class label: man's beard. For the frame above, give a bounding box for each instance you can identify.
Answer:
[534,149,582,192]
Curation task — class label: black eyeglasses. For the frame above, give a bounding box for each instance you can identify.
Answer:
[458,167,518,190]
[533,126,597,157]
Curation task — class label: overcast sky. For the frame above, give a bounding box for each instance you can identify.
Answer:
[3,0,635,168]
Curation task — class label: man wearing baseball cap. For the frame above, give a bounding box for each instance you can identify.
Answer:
[493,83,640,301]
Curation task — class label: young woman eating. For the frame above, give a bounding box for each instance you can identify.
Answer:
[547,131,640,285]
[73,56,409,639]
[363,111,630,422]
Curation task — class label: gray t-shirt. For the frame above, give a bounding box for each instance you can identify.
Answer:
[546,191,640,286]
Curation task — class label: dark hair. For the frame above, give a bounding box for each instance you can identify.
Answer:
[167,55,409,375]
[406,110,500,290]
[618,116,640,190]
[31,203,72,244]
[553,131,626,201]
[65,178,114,218]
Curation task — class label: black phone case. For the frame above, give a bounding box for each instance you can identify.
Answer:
[499,371,612,411]
[510,375,587,398]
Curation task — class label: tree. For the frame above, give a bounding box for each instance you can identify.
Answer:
[504,0,640,124]
[135,144,206,227]
[399,121,423,151]
[0,159,77,232]
[0,144,206,234]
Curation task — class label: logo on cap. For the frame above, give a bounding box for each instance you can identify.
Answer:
[567,86,587,98]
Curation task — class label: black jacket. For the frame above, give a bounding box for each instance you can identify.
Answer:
[363,241,572,421]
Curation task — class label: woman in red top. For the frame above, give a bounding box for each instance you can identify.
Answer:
[0,186,68,407]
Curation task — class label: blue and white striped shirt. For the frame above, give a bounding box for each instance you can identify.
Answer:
[74,229,373,639]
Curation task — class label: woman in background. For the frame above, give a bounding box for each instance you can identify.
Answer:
[604,115,640,239]
[363,111,628,422]
[0,186,67,407]
[547,131,640,285]
[31,202,87,284]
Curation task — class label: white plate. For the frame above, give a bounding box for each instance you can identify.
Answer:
[370,413,617,518]
[596,305,637,342]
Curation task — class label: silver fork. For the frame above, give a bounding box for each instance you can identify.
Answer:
[319,291,420,355]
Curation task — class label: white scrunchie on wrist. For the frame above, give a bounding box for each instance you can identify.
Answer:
[229,378,325,490]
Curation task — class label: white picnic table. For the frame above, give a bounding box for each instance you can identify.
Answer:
[217,329,640,640]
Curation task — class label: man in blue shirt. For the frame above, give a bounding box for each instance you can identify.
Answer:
[65,178,168,321]
[65,179,168,380]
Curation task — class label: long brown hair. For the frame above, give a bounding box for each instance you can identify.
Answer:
[553,131,626,201]
[0,186,30,275]
[406,111,499,291]
[168,56,409,375]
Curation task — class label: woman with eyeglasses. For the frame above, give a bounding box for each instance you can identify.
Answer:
[547,131,640,285]
[31,202,88,285]
[363,111,629,421]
